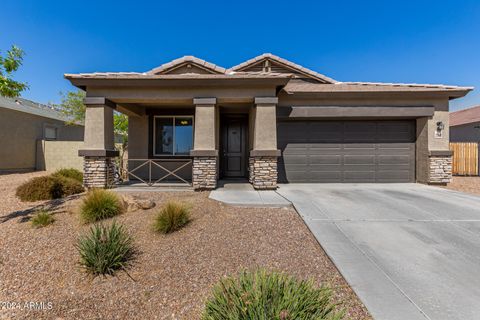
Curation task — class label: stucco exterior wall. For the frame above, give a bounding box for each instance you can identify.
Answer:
[450,122,480,142]
[0,108,84,171]
[36,140,84,171]
[416,117,429,183]
[128,115,149,159]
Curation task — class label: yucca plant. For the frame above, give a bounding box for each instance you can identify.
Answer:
[153,201,191,234]
[80,189,123,223]
[76,222,135,276]
[31,209,55,228]
[202,269,344,320]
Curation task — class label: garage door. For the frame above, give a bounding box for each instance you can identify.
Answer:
[277,120,415,183]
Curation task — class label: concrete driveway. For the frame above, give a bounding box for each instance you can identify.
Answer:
[277,183,480,320]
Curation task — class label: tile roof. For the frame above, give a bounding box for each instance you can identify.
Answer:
[283,80,473,93]
[147,55,226,74]
[0,96,69,122]
[64,54,473,99]
[227,53,337,84]
[450,105,480,126]
[64,71,294,80]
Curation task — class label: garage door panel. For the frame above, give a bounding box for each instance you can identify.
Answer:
[278,120,415,183]
[309,171,343,182]
[309,155,341,164]
[343,171,376,182]
[378,155,411,164]
[344,155,375,165]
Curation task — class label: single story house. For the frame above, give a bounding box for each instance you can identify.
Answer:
[0,96,84,172]
[450,105,480,142]
[65,53,472,189]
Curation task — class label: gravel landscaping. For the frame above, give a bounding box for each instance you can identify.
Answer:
[0,173,370,319]
[442,176,480,196]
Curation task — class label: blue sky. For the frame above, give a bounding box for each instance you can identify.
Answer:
[1,0,479,111]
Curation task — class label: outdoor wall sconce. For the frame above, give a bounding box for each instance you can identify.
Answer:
[435,121,445,138]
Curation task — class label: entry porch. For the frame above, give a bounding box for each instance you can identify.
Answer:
[79,95,282,191]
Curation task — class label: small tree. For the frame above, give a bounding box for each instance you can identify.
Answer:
[0,45,28,98]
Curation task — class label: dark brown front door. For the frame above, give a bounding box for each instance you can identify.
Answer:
[221,115,248,178]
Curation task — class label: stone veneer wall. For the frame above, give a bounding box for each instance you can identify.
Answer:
[192,156,217,190]
[83,156,116,188]
[428,155,452,184]
[249,156,277,190]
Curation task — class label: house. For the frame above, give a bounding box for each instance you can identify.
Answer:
[64,53,472,189]
[450,105,480,142]
[0,96,84,172]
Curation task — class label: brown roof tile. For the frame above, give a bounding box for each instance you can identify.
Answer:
[147,55,226,74]
[283,80,473,93]
[227,53,337,84]
[450,105,480,126]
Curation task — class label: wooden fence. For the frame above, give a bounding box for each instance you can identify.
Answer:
[450,142,478,176]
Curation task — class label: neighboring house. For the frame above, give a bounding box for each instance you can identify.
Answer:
[450,105,480,142]
[0,96,84,172]
[65,53,472,189]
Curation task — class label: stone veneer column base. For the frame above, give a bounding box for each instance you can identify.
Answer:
[428,155,452,184]
[192,156,217,190]
[249,156,278,190]
[83,157,116,188]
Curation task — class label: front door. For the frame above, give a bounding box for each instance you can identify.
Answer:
[221,115,248,178]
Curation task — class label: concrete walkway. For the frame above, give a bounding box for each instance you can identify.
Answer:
[209,181,291,207]
[277,183,480,320]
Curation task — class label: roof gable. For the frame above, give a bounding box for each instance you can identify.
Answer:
[228,53,336,83]
[148,56,226,75]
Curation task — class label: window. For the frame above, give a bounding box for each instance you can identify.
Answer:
[154,116,193,155]
[44,126,58,140]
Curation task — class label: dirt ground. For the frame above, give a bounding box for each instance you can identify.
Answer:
[0,172,370,320]
[442,176,480,196]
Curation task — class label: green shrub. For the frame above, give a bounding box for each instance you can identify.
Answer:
[80,189,123,223]
[31,210,55,228]
[153,201,191,234]
[16,175,84,202]
[202,269,344,320]
[76,222,135,276]
[52,168,83,183]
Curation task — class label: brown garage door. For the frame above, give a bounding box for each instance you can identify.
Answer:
[277,120,416,183]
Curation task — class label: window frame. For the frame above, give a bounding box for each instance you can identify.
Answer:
[153,115,194,156]
[43,124,59,141]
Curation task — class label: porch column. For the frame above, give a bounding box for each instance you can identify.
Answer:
[78,97,119,188]
[190,98,218,190]
[250,97,280,190]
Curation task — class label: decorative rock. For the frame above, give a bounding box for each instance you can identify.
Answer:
[137,199,156,210]
[121,195,156,212]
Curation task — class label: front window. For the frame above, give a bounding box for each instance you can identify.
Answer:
[154,116,193,155]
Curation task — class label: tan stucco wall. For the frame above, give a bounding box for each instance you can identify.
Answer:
[83,105,114,150]
[0,108,84,171]
[193,105,216,150]
[416,117,429,183]
[248,106,255,150]
[253,104,277,150]
[428,110,449,150]
[36,140,84,171]
[128,115,149,158]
